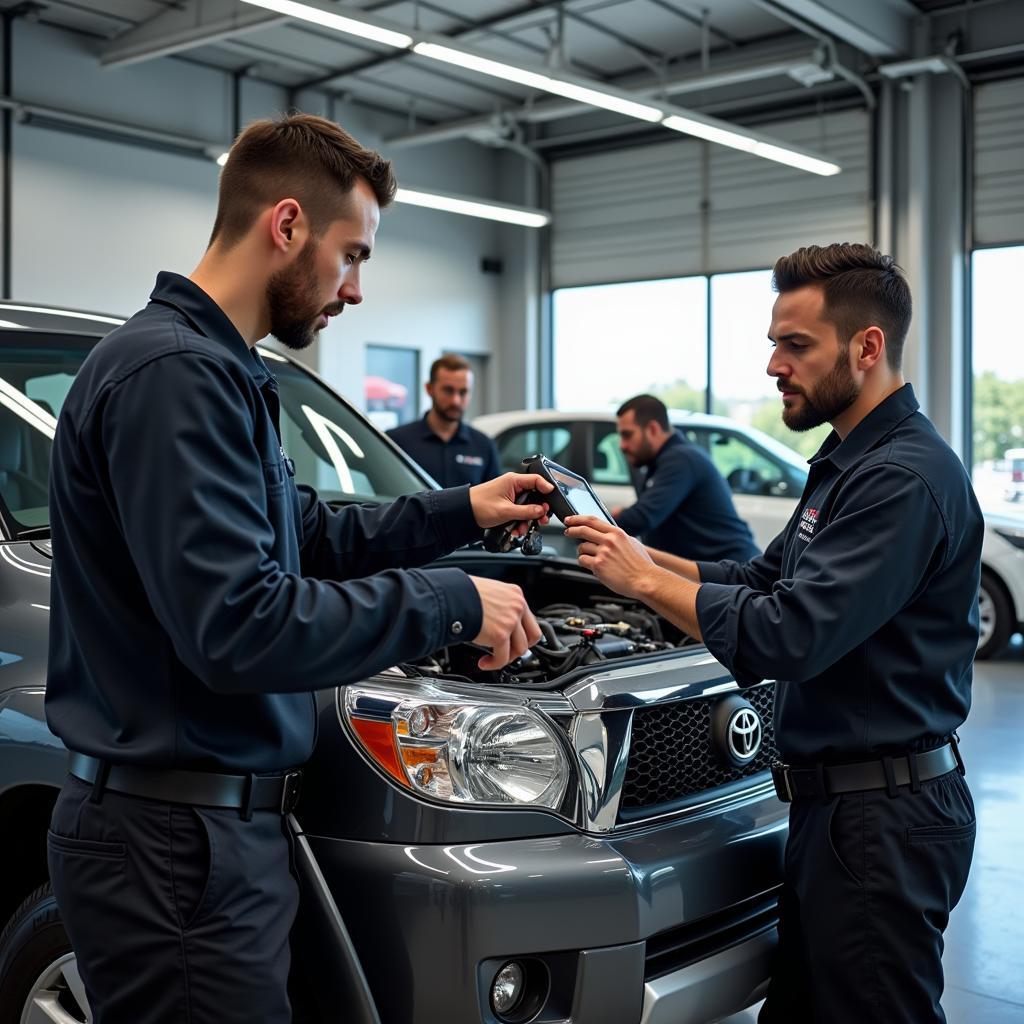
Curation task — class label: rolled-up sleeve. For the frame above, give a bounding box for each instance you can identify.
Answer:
[695,465,946,685]
[101,354,482,695]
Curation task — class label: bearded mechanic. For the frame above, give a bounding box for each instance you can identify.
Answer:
[566,243,983,1024]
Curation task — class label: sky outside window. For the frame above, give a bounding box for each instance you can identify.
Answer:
[553,278,707,411]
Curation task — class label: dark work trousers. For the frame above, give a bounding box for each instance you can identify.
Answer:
[759,769,976,1024]
[47,775,299,1024]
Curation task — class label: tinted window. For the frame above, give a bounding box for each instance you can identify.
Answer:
[696,429,795,498]
[591,424,632,485]
[495,424,572,473]
[0,335,430,535]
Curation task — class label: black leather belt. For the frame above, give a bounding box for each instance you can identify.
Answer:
[771,741,963,803]
[68,751,302,820]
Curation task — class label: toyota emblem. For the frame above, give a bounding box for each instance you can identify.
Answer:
[727,708,763,764]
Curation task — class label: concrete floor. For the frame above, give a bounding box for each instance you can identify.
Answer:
[720,639,1024,1024]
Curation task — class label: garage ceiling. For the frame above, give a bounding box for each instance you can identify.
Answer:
[0,0,1021,141]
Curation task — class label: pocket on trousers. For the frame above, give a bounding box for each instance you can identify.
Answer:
[47,830,126,860]
[906,820,977,845]
[827,796,865,886]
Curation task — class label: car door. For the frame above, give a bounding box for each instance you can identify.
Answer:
[686,427,800,549]
[585,419,639,512]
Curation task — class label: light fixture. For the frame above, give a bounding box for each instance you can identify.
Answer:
[395,188,551,228]
[216,152,229,167]
[411,42,663,123]
[878,56,951,78]
[237,0,412,48]
[662,114,841,176]
[235,0,839,176]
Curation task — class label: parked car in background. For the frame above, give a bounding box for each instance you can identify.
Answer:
[477,409,1024,660]
[0,304,786,1024]
[1004,448,1024,503]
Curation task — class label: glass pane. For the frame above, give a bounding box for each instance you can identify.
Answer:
[710,269,830,460]
[553,278,708,412]
[703,430,786,496]
[972,246,1024,514]
[591,423,633,485]
[495,425,572,472]
[365,345,419,432]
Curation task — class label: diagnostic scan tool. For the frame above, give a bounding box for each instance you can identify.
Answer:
[483,454,616,556]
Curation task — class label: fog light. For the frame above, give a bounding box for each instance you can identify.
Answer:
[491,961,525,1017]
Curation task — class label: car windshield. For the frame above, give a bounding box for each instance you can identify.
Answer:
[0,332,431,536]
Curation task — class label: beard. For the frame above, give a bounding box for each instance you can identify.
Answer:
[780,347,859,431]
[265,240,343,351]
[627,436,657,467]
[434,403,463,423]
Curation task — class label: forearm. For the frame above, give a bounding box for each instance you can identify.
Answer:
[634,566,703,641]
[646,546,701,581]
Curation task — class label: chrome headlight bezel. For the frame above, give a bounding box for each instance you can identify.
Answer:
[340,676,578,820]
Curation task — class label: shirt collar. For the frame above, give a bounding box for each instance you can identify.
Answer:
[148,271,273,387]
[419,412,471,443]
[651,430,684,468]
[811,383,920,471]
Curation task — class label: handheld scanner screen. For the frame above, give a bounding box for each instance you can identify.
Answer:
[547,465,615,525]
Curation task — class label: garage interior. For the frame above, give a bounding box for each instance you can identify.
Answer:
[0,0,1022,1022]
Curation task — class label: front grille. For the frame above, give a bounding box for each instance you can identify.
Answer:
[644,887,781,981]
[621,683,777,811]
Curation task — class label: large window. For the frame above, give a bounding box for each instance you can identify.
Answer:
[972,246,1024,513]
[553,277,708,412]
[710,270,830,459]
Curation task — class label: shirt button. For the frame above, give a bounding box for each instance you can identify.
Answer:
[451,621,464,635]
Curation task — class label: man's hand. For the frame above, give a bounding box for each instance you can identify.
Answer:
[468,576,541,670]
[469,473,553,531]
[564,515,656,599]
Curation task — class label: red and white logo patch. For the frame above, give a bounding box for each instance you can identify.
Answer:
[798,506,819,542]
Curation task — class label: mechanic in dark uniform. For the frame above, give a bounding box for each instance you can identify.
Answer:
[387,352,500,486]
[45,114,551,1024]
[612,393,760,562]
[566,243,982,1024]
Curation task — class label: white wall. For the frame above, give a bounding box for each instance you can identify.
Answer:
[2,19,525,413]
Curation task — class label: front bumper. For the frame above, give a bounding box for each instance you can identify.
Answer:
[299,785,786,1024]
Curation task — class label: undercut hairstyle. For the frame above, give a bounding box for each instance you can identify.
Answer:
[772,243,912,370]
[617,394,670,432]
[210,113,397,249]
[429,354,471,381]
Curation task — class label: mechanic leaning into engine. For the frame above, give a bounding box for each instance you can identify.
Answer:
[565,243,983,1024]
[45,113,551,1024]
[612,392,760,562]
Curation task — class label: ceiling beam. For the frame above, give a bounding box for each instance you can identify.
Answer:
[101,0,285,68]
[758,0,915,57]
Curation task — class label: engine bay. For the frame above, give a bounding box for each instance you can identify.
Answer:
[403,595,692,688]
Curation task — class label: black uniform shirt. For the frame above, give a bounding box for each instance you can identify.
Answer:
[388,415,500,487]
[46,272,484,773]
[694,385,983,764]
[616,432,760,562]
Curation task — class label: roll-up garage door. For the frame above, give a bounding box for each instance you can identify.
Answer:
[974,77,1024,247]
[551,109,870,288]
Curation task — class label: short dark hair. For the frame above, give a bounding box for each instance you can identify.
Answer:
[210,113,397,249]
[772,243,912,370]
[617,394,670,432]
[429,354,471,382]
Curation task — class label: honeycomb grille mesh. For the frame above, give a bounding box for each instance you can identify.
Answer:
[621,684,777,810]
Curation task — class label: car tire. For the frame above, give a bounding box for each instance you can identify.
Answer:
[977,569,1013,661]
[0,882,90,1024]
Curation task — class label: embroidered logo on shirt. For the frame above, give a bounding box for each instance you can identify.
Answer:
[797,506,819,542]
[455,454,485,466]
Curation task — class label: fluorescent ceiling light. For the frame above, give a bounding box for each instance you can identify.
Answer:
[396,188,550,228]
[216,152,229,167]
[663,114,840,176]
[412,42,663,123]
[237,0,413,48]
[878,56,949,78]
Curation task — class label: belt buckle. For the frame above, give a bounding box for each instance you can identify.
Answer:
[280,771,302,815]
[770,761,794,803]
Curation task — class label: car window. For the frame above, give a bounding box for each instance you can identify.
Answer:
[697,429,795,498]
[591,424,632,485]
[0,334,431,536]
[495,424,572,472]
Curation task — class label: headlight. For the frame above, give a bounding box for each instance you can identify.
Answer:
[995,528,1024,552]
[343,682,572,813]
